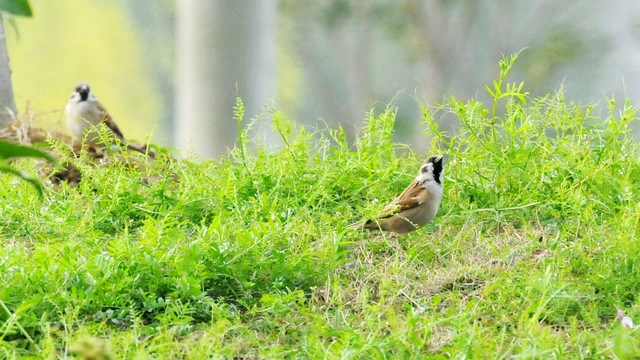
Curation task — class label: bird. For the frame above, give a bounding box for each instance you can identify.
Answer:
[65,82,127,148]
[347,155,444,235]
[618,309,634,329]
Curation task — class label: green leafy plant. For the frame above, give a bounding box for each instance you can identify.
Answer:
[0,140,57,196]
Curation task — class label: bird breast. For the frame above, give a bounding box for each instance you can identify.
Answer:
[65,101,102,139]
[415,181,443,225]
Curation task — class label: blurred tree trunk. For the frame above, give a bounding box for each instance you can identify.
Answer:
[175,0,277,158]
[288,1,374,144]
[0,15,17,127]
[124,0,175,145]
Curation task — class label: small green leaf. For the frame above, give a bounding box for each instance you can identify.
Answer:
[485,84,496,97]
[517,94,527,104]
[0,0,32,17]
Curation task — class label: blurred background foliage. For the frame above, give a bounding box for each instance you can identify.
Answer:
[4,0,640,149]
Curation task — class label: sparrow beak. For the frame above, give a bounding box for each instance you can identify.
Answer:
[435,155,444,164]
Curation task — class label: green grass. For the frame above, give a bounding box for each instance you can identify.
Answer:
[2,53,640,359]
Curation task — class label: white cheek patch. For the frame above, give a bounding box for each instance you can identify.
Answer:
[416,165,435,183]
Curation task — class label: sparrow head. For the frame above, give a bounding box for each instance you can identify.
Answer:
[417,155,444,185]
[69,82,92,103]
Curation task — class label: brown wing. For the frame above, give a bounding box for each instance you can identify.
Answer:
[378,182,430,218]
[96,101,125,141]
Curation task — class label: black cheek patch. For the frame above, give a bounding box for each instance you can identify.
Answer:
[432,162,443,185]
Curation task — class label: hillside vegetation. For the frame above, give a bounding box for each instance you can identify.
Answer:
[1,55,640,359]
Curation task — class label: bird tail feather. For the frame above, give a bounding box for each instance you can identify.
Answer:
[345,221,365,230]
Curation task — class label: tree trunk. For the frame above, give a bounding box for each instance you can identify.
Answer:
[0,15,17,127]
[175,0,277,158]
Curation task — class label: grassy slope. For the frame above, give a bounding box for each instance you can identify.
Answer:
[2,56,640,359]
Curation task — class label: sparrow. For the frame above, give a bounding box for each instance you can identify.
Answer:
[347,155,444,234]
[65,82,127,147]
